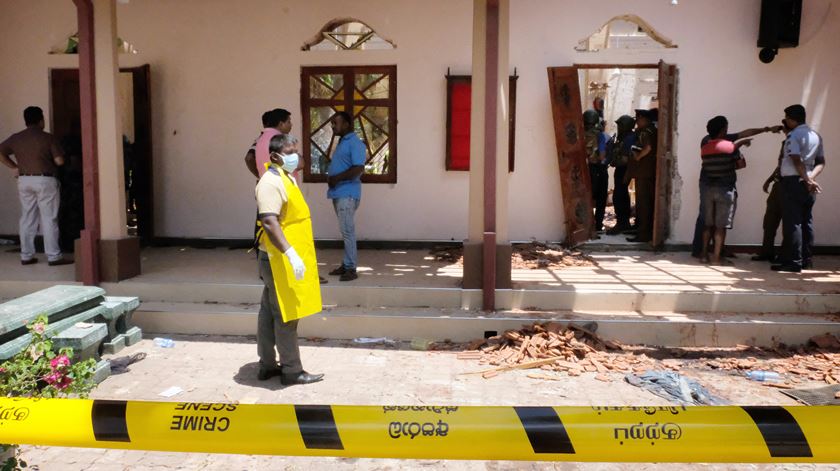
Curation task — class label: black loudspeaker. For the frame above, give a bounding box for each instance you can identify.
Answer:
[758,0,802,48]
[757,0,802,63]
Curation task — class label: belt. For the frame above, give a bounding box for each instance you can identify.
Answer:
[18,173,55,177]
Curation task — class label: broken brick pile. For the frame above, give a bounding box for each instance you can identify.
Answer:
[430,242,595,270]
[456,322,656,381]
[456,323,840,387]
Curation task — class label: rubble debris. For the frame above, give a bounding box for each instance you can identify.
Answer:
[703,335,840,386]
[779,384,840,406]
[458,322,650,379]
[430,242,595,270]
[456,325,840,387]
[809,333,840,350]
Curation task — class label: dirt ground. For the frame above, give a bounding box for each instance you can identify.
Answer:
[18,335,839,470]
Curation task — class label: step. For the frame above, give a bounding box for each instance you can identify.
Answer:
[132,302,840,348]
[99,281,840,314]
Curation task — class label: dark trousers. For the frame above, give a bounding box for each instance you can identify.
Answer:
[589,164,609,231]
[612,166,631,227]
[780,177,816,268]
[759,182,783,258]
[257,251,303,374]
[691,183,707,256]
[634,177,655,241]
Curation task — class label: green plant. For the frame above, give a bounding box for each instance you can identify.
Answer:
[0,315,98,470]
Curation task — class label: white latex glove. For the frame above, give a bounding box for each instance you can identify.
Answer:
[284,247,306,281]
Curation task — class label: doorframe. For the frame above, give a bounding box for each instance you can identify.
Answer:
[571,61,677,248]
[48,65,154,245]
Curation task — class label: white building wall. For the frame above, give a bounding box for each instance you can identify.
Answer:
[0,0,837,246]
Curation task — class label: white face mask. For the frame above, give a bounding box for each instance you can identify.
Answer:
[281,152,299,173]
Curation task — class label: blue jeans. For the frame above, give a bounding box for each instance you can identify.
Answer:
[333,197,360,270]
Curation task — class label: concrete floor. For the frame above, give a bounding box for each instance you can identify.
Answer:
[2,246,838,294]
[17,335,837,470]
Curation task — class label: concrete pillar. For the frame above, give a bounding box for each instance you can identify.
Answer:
[83,0,140,281]
[93,0,127,239]
[463,0,511,296]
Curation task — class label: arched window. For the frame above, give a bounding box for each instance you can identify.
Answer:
[302,19,395,51]
[576,15,677,52]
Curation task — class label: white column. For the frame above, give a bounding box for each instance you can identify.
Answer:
[93,0,127,239]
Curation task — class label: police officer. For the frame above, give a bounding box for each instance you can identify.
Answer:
[773,104,825,273]
[606,115,636,234]
[627,109,657,243]
[584,110,610,233]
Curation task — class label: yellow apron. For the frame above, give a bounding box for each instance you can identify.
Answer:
[256,168,322,322]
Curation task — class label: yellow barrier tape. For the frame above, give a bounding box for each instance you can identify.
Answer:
[0,399,838,462]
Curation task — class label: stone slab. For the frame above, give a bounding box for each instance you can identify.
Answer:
[0,305,109,360]
[0,285,105,342]
[125,326,142,346]
[103,334,127,355]
[52,323,108,352]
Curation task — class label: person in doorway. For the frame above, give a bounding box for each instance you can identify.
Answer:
[0,106,72,266]
[584,110,610,233]
[625,109,657,243]
[606,115,636,234]
[752,127,791,262]
[253,133,324,385]
[773,105,825,273]
[327,111,366,282]
[244,108,293,179]
[698,116,753,265]
[691,122,783,258]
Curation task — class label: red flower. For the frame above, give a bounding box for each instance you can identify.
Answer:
[50,354,70,369]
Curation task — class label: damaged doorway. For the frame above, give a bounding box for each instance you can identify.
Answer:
[547,62,677,248]
[50,66,153,248]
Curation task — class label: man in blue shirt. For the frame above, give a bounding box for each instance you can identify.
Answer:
[327,111,366,281]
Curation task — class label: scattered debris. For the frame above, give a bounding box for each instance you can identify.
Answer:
[458,322,645,379]
[352,337,396,346]
[410,338,434,351]
[430,242,595,270]
[109,352,147,374]
[704,334,840,386]
[512,242,595,269]
[779,384,840,405]
[625,371,727,406]
[158,386,184,398]
[809,333,840,350]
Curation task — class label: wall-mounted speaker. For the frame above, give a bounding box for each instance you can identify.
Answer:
[757,0,802,63]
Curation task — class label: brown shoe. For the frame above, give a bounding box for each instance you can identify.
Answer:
[48,258,74,266]
[21,258,38,266]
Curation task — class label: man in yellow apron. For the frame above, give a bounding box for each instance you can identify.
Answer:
[254,134,323,385]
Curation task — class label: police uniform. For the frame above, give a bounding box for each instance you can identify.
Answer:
[778,124,824,270]
[585,126,610,232]
[630,123,657,242]
[608,116,636,231]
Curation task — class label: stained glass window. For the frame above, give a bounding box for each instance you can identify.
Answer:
[301,66,397,183]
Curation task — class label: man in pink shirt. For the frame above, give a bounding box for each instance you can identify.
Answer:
[244,109,292,178]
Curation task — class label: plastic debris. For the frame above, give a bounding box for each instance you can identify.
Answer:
[625,370,727,406]
[352,337,396,345]
[153,338,175,348]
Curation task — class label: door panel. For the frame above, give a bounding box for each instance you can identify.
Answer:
[547,67,593,247]
[653,61,678,249]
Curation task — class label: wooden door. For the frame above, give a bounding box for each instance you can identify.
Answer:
[547,67,593,247]
[652,61,678,249]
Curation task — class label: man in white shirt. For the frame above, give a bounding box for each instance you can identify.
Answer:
[773,104,826,273]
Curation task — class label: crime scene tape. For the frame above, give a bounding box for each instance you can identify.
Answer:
[1,398,838,463]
